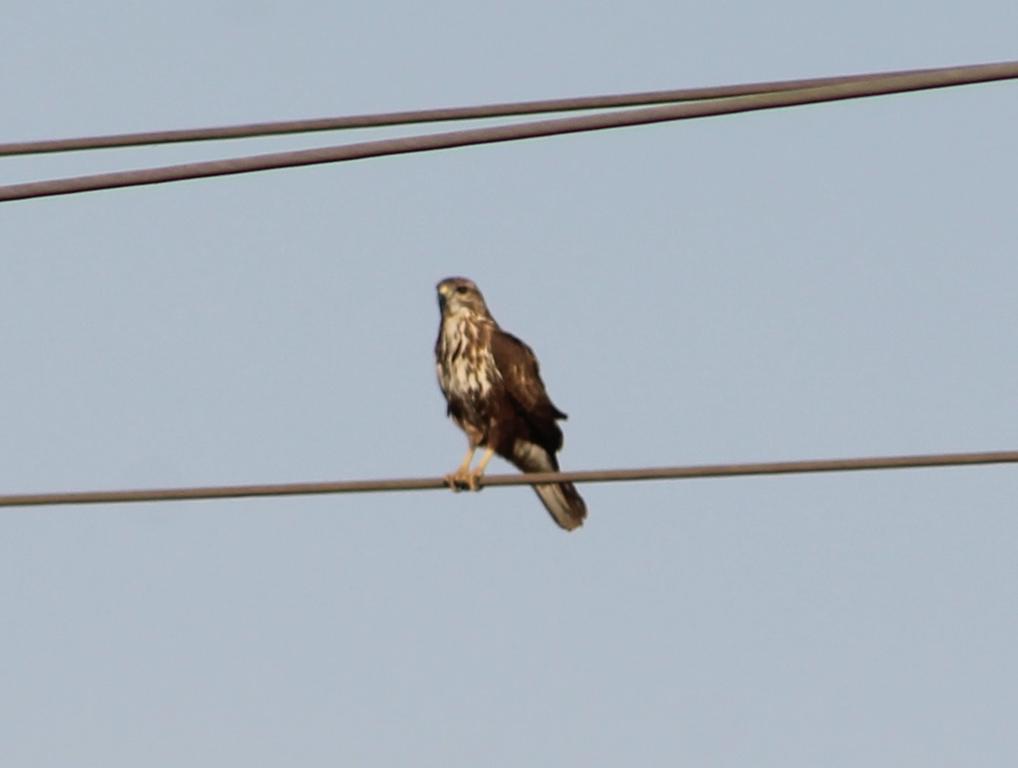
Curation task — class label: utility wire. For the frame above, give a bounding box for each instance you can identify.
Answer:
[2,450,1015,509]
[1,60,1016,203]
[0,63,983,157]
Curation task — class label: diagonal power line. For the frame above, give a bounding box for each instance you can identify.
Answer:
[0,63,985,157]
[1,60,1016,203]
[2,450,1016,509]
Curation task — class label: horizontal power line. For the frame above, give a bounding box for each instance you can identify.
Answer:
[1,60,1016,203]
[0,64,978,157]
[2,450,1015,509]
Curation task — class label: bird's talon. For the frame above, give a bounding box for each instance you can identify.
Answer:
[444,471,471,492]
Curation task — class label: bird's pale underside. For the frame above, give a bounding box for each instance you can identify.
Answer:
[434,277,587,531]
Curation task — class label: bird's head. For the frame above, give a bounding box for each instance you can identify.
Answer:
[436,277,492,319]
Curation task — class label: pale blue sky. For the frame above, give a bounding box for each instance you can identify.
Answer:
[3,2,1018,765]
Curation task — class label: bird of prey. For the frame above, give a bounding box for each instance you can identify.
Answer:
[434,277,587,531]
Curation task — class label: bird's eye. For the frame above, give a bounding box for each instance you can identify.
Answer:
[455,285,469,294]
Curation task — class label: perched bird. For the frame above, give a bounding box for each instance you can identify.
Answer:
[434,277,587,531]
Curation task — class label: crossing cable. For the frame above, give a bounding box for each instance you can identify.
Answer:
[0,63,989,157]
[1,60,1016,203]
[1,450,1015,508]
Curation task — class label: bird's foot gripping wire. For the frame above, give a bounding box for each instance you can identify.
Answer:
[444,447,493,492]
[443,466,486,492]
[443,468,471,493]
[444,447,475,492]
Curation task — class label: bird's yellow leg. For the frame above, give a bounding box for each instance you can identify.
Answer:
[445,447,476,491]
[467,447,495,491]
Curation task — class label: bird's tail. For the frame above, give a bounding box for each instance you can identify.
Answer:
[533,481,587,532]
[511,440,587,531]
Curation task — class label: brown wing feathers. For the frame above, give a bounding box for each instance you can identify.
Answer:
[489,331,565,450]
[489,329,586,531]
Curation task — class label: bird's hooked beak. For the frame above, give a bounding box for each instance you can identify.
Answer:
[437,281,451,312]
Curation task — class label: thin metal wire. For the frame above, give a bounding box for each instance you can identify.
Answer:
[0,63,982,157]
[2,60,1016,203]
[2,450,1015,508]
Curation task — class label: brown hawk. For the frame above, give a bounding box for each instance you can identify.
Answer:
[434,277,587,531]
